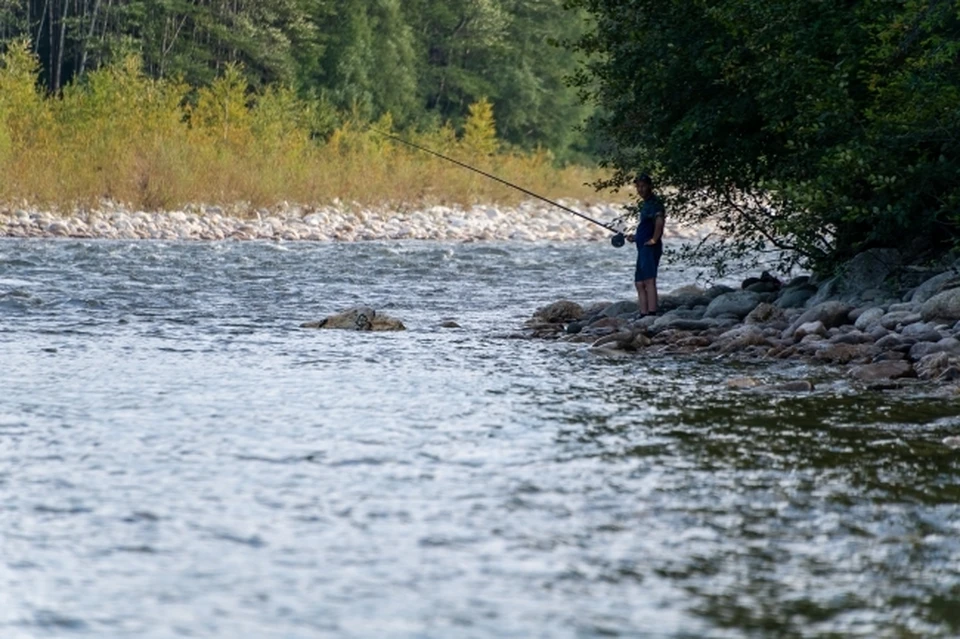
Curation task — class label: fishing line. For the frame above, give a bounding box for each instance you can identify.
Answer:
[370,129,627,247]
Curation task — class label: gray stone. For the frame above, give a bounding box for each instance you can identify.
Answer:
[704,291,763,319]
[854,307,885,331]
[834,248,902,303]
[804,275,841,308]
[880,311,922,330]
[775,284,818,309]
[705,284,736,300]
[921,288,960,323]
[794,321,827,341]
[745,280,781,294]
[887,302,916,313]
[830,331,873,345]
[850,360,914,382]
[651,316,718,332]
[909,338,960,360]
[916,352,952,380]
[911,271,960,305]
[784,301,854,338]
[899,322,943,342]
[601,301,638,318]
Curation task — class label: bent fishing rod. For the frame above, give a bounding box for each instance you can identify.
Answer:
[370,129,628,247]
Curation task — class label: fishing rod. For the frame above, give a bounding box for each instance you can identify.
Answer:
[370,129,628,247]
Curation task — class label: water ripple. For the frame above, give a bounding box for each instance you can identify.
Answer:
[0,238,959,637]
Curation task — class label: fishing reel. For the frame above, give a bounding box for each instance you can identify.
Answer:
[611,232,626,248]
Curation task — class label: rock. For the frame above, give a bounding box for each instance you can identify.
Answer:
[704,291,762,319]
[632,333,653,349]
[830,331,873,345]
[874,334,905,350]
[784,301,854,338]
[705,284,736,300]
[440,320,461,329]
[775,285,817,308]
[915,352,952,380]
[835,248,901,303]
[850,360,914,382]
[651,316,717,332]
[814,343,875,364]
[744,302,786,325]
[301,306,405,331]
[806,249,901,307]
[534,300,584,324]
[601,301,638,318]
[921,288,960,323]
[592,330,635,349]
[879,311,922,330]
[939,367,960,381]
[899,322,942,342]
[370,315,406,331]
[565,321,584,334]
[727,377,762,389]
[587,317,626,331]
[911,271,959,305]
[766,380,815,392]
[854,307,885,331]
[662,285,711,309]
[715,325,772,353]
[943,436,960,449]
[794,321,827,341]
[909,338,960,360]
[744,280,781,294]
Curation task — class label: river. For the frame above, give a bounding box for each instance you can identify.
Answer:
[1,239,959,638]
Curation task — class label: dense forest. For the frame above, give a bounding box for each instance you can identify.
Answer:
[0,0,593,159]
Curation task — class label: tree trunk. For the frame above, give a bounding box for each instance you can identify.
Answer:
[78,0,102,76]
[54,0,68,92]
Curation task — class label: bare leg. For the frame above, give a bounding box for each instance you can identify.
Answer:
[635,281,648,314]
[641,278,658,314]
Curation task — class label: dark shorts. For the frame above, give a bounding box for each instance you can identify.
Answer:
[635,243,663,281]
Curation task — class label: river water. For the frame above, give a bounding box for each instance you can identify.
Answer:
[1,239,959,638]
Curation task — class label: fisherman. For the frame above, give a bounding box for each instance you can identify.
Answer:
[627,173,665,316]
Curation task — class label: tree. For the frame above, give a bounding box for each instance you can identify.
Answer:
[570,0,960,270]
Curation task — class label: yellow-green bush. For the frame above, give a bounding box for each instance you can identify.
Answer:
[0,45,600,213]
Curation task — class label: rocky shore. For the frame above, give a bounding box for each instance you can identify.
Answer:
[524,249,960,393]
[0,201,683,243]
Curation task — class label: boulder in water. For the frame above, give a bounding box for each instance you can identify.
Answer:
[301,306,405,331]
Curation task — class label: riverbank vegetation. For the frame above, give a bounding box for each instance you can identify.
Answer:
[0,41,597,210]
[571,0,960,271]
[0,1,600,211]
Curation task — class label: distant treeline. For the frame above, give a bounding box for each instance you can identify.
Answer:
[0,0,593,161]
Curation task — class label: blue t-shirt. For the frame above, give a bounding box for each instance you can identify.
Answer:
[635,196,665,246]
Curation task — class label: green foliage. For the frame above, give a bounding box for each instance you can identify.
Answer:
[570,0,960,271]
[0,1,595,161]
[0,50,599,209]
[462,97,498,156]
